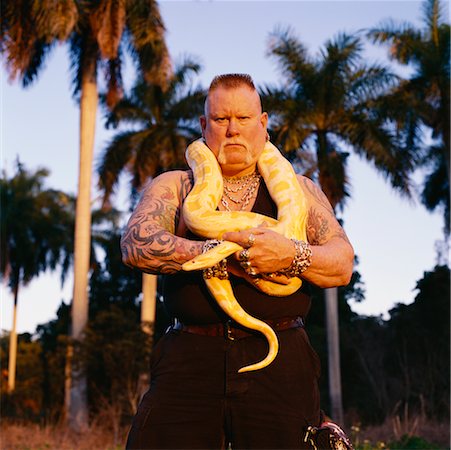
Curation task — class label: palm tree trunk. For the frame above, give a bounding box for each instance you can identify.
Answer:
[141,273,157,336]
[63,342,73,423]
[7,283,19,393]
[136,273,157,400]
[325,287,344,425]
[68,60,98,431]
[316,132,345,425]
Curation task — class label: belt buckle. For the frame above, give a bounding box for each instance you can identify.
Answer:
[225,321,235,341]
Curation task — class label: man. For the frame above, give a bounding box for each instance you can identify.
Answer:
[122,74,354,449]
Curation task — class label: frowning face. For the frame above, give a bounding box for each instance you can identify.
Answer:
[200,85,268,177]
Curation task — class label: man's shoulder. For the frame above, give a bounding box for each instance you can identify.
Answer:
[295,174,334,212]
[148,169,194,201]
[295,173,316,191]
[153,169,192,186]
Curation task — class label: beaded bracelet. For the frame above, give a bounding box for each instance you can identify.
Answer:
[280,239,312,277]
[202,239,229,280]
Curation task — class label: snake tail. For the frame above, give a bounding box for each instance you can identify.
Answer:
[205,277,278,373]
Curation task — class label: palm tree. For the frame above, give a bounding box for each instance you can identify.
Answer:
[1,0,170,428]
[0,161,74,393]
[97,58,204,359]
[98,56,205,208]
[367,0,450,237]
[263,28,414,424]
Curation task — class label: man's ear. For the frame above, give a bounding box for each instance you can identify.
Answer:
[261,112,268,130]
[200,116,206,137]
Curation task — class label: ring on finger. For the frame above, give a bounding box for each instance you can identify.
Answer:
[247,267,258,277]
[247,233,256,248]
[240,261,252,269]
[239,249,250,261]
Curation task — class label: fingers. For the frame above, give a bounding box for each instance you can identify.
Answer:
[228,259,290,287]
[222,228,292,275]
[261,272,291,285]
[238,247,258,276]
[227,259,260,284]
[222,228,265,248]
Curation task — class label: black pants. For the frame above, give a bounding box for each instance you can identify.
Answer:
[126,326,321,450]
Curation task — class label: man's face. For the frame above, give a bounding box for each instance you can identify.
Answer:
[200,85,268,176]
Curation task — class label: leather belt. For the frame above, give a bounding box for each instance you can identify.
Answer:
[171,316,304,340]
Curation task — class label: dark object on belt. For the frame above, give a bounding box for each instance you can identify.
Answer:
[172,316,304,340]
[304,420,354,450]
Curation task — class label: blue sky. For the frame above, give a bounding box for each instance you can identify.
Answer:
[1,0,447,333]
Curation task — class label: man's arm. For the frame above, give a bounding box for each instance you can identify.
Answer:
[120,171,203,274]
[222,176,354,288]
[300,176,354,288]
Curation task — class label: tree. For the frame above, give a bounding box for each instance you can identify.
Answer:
[0,161,73,394]
[1,0,170,429]
[36,302,72,422]
[387,265,450,417]
[81,305,152,442]
[88,229,142,318]
[97,56,205,208]
[263,28,414,424]
[367,0,450,237]
[0,332,45,421]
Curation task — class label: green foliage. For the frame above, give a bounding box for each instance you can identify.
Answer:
[367,0,450,234]
[89,230,142,316]
[1,333,44,420]
[0,160,74,291]
[306,264,363,412]
[1,0,170,98]
[36,302,71,421]
[80,305,152,421]
[354,442,386,450]
[387,265,450,417]
[307,264,450,424]
[97,56,206,208]
[263,27,412,210]
[388,434,441,449]
[347,265,450,423]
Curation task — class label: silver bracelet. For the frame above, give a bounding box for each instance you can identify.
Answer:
[202,239,229,280]
[280,239,312,277]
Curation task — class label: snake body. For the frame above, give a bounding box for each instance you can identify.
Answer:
[181,138,308,372]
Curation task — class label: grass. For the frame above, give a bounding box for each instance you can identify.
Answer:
[1,416,449,449]
[349,416,450,450]
[1,421,128,450]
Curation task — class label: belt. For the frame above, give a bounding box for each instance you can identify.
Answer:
[171,316,304,340]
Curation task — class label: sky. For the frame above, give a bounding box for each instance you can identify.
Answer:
[1,0,448,334]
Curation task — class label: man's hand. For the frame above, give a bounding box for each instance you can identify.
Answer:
[226,257,292,285]
[222,228,296,277]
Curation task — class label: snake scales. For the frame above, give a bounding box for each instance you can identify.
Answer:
[181,138,308,372]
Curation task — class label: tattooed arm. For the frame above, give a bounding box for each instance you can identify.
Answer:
[222,175,354,288]
[120,171,204,274]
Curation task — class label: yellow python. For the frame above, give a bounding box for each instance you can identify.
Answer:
[181,138,308,372]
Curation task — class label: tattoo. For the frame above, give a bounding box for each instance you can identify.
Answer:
[307,208,330,245]
[303,176,351,246]
[180,170,194,199]
[175,171,194,230]
[120,172,201,274]
[301,177,334,214]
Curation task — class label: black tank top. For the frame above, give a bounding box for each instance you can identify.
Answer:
[162,181,312,325]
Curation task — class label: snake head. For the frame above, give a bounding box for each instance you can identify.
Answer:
[182,241,243,271]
